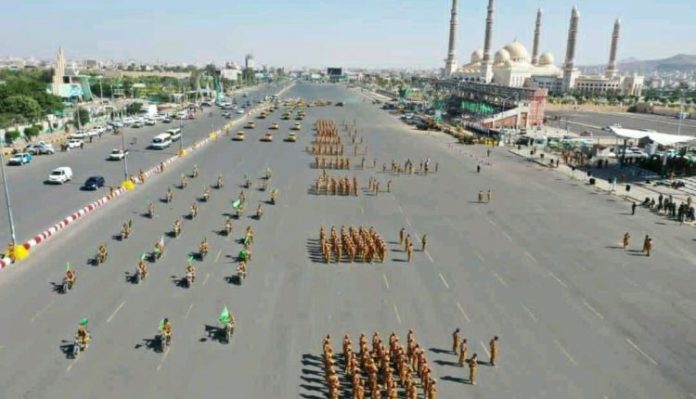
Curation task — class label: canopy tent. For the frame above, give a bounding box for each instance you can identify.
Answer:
[609,127,696,146]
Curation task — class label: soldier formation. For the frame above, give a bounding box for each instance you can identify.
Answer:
[315,173,359,196]
[322,330,437,399]
[319,226,388,264]
[315,156,352,170]
[383,159,438,176]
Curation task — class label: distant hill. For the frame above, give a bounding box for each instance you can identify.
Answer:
[580,54,696,74]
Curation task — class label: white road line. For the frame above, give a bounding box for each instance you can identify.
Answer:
[582,300,605,320]
[397,204,404,214]
[214,249,222,263]
[524,251,538,264]
[425,250,434,263]
[522,304,538,322]
[359,205,365,214]
[480,341,490,357]
[383,273,390,290]
[157,347,171,371]
[106,301,126,323]
[554,339,578,366]
[202,273,211,286]
[184,303,194,320]
[393,303,402,324]
[30,299,55,323]
[491,270,508,287]
[548,271,568,288]
[501,231,513,242]
[474,250,485,262]
[488,218,498,227]
[439,273,450,289]
[456,302,471,323]
[66,357,80,374]
[405,218,412,227]
[625,338,659,366]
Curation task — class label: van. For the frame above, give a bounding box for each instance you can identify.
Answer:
[150,133,172,149]
[166,128,182,141]
[47,166,73,184]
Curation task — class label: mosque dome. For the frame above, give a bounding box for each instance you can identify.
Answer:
[503,41,531,63]
[471,49,484,63]
[494,49,511,64]
[539,52,555,66]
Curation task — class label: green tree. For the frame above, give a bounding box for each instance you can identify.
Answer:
[23,125,42,140]
[1,95,42,121]
[126,102,143,115]
[74,107,90,126]
[4,130,21,144]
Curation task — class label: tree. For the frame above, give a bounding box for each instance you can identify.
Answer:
[23,125,42,140]
[4,130,21,144]
[126,102,143,115]
[74,107,90,127]
[1,95,42,121]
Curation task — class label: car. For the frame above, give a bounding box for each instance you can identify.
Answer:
[270,123,280,130]
[335,102,345,107]
[70,131,88,139]
[245,121,256,129]
[163,117,172,123]
[257,113,267,119]
[261,132,273,142]
[47,167,73,184]
[83,176,105,190]
[145,118,156,126]
[579,131,593,137]
[281,113,290,120]
[8,152,32,165]
[86,129,100,137]
[187,113,195,120]
[109,120,124,128]
[295,115,304,121]
[285,132,297,142]
[222,112,232,119]
[27,143,55,155]
[108,148,128,160]
[236,109,245,115]
[67,138,84,149]
[131,121,143,128]
[233,131,245,141]
[292,123,301,131]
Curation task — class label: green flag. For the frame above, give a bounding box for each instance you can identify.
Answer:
[232,199,241,209]
[66,262,71,272]
[79,318,89,326]
[158,319,166,330]
[218,306,231,324]
[187,256,194,265]
[140,253,148,261]
[244,235,251,245]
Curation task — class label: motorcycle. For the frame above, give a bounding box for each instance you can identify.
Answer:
[72,335,88,358]
[62,277,74,294]
[200,245,208,260]
[147,204,155,218]
[190,206,198,219]
[158,332,171,352]
[95,250,107,265]
[185,272,194,288]
[216,177,224,189]
[166,191,173,203]
[202,191,210,202]
[225,221,233,237]
[134,267,141,284]
[222,322,235,344]
[238,269,246,286]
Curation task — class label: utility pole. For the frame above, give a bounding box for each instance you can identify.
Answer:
[0,139,17,246]
[121,126,129,180]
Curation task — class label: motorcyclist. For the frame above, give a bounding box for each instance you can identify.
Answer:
[173,219,182,237]
[217,175,224,189]
[65,268,76,290]
[97,243,108,264]
[186,263,196,283]
[256,204,264,219]
[239,190,246,203]
[245,226,255,243]
[121,222,131,240]
[192,164,199,178]
[166,188,174,203]
[137,260,148,281]
[181,174,188,189]
[76,324,90,349]
[270,189,278,205]
[160,318,173,346]
[199,237,209,259]
[202,186,210,202]
[224,217,233,236]
[191,203,198,219]
[237,261,247,279]
[265,167,272,180]
[154,241,164,260]
[147,202,155,218]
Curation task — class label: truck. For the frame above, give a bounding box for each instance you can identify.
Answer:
[139,104,159,118]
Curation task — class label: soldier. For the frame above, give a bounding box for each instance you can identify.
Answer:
[623,232,630,250]
[399,228,405,245]
[458,339,468,367]
[421,234,427,252]
[452,328,461,354]
[643,235,653,256]
[406,241,414,263]
[478,190,484,203]
[387,180,392,192]
[486,189,492,203]
[468,353,478,385]
[489,336,499,366]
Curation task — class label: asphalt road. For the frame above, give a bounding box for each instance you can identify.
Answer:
[0,83,285,246]
[0,83,694,399]
[546,109,696,138]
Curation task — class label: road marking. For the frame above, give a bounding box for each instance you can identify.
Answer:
[524,251,538,264]
[397,204,404,214]
[522,304,538,322]
[474,250,485,262]
[625,338,658,366]
[424,250,434,263]
[456,302,471,322]
[554,339,578,366]
[66,357,80,374]
[359,205,365,214]
[383,273,390,290]
[30,299,55,323]
[405,218,412,227]
[202,273,210,286]
[106,301,126,323]
[393,303,402,324]
[480,341,490,357]
[157,347,171,371]
[438,273,450,289]
[214,249,222,263]
[184,303,194,320]
[501,231,513,242]
[491,270,508,287]
[548,271,568,288]
[582,300,604,320]
[487,218,497,227]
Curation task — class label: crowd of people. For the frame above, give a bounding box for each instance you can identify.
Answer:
[319,226,387,264]
[314,174,360,196]
[450,329,499,385]
[367,177,392,195]
[642,193,695,223]
[383,159,438,176]
[314,157,352,170]
[321,330,437,399]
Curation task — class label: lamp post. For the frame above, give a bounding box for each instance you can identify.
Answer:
[0,139,17,246]
[121,125,129,180]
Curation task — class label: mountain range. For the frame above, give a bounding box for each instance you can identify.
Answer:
[580,54,696,74]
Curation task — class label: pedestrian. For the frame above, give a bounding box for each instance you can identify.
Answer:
[631,202,637,215]
[486,189,492,203]
[421,234,427,252]
[487,149,491,157]
[387,180,392,192]
[623,232,630,250]
[399,228,405,245]
[406,242,413,263]
[476,164,481,174]
[80,142,84,150]
[468,353,478,385]
[478,191,484,203]
[643,235,653,257]
[458,339,468,367]
[452,328,460,354]
[489,336,499,366]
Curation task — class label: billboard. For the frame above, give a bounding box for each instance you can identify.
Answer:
[327,68,343,76]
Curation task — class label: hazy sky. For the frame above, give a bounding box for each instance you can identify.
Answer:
[0,0,694,68]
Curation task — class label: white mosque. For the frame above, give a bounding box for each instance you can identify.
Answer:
[443,1,644,96]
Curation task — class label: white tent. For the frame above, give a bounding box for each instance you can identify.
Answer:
[609,127,696,146]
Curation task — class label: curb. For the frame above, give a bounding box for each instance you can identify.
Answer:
[0,83,294,271]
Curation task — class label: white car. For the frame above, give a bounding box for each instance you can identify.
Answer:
[108,148,128,160]
[86,129,100,137]
[145,118,156,126]
[70,131,88,139]
[236,109,245,114]
[47,167,73,184]
[67,138,84,149]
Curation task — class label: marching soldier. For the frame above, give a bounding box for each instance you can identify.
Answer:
[489,336,499,366]
[468,353,478,385]
[452,328,461,354]
[623,232,630,250]
[458,339,468,367]
[421,234,427,252]
[399,228,405,245]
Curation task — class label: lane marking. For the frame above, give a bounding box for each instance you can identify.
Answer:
[439,273,450,289]
[480,341,490,357]
[501,231,514,242]
[554,339,578,366]
[522,304,538,322]
[524,251,538,264]
[491,270,508,287]
[405,218,412,228]
[106,301,126,323]
[202,273,211,286]
[30,299,55,323]
[548,271,568,288]
[474,250,485,262]
[487,218,497,227]
[184,303,194,320]
[625,338,658,366]
[359,205,365,214]
[382,273,390,290]
[397,204,404,214]
[393,303,402,324]
[214,249,222,263]
[582,300,605,320]
[424,250,434,263]
[456,302,471,323]
[66,357,80,373]
[157,347,171,371]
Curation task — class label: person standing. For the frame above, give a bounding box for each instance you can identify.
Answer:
[421,234,427,252]
[486,189,492,203]
[489,336,499,366]
[643,235,653,257]
[458,339,468,367]
[623,232,631,250]
[631,202,637,215]
[468,353,478,385]
[452,328,461,354]
[399,228,405,246]
[476,164,481,174]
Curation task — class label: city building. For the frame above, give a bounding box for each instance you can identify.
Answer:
[47,47,93,101]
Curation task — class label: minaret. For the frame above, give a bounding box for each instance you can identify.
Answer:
[480,0,495,83]
[562,6,580,91]
[52,47,65,96]
[605,18,621,79]
[444,0,459,76]
[531,9,542,65]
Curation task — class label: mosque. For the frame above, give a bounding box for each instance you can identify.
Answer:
[443,0,644,96]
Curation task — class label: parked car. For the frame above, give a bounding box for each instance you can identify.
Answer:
[8,152,32,165]
[70,131,88,139]
[236,109,245,114]
[163,117,172,123]
[27,143,55,155]
[108,148,128,160]
[109,120,124,128]
[47,166,73,184]
[145,118,156,126]
[335,102,345,107]
[67,139,84,149]
[131,121,143,128]
[83,176,105,190]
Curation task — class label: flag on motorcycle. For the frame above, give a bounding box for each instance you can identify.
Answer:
[187,255,194,265]
[218,306,231,325]
[232,199,242,209]
[79,318,89,326]
[238,249,248,260]
[158,319,166,330]
[140,253,148,261]
[66,262,71,271]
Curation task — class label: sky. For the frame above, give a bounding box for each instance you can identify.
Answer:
[0,0,694,69]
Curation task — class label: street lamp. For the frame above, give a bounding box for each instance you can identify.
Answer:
[0,139,17,246]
